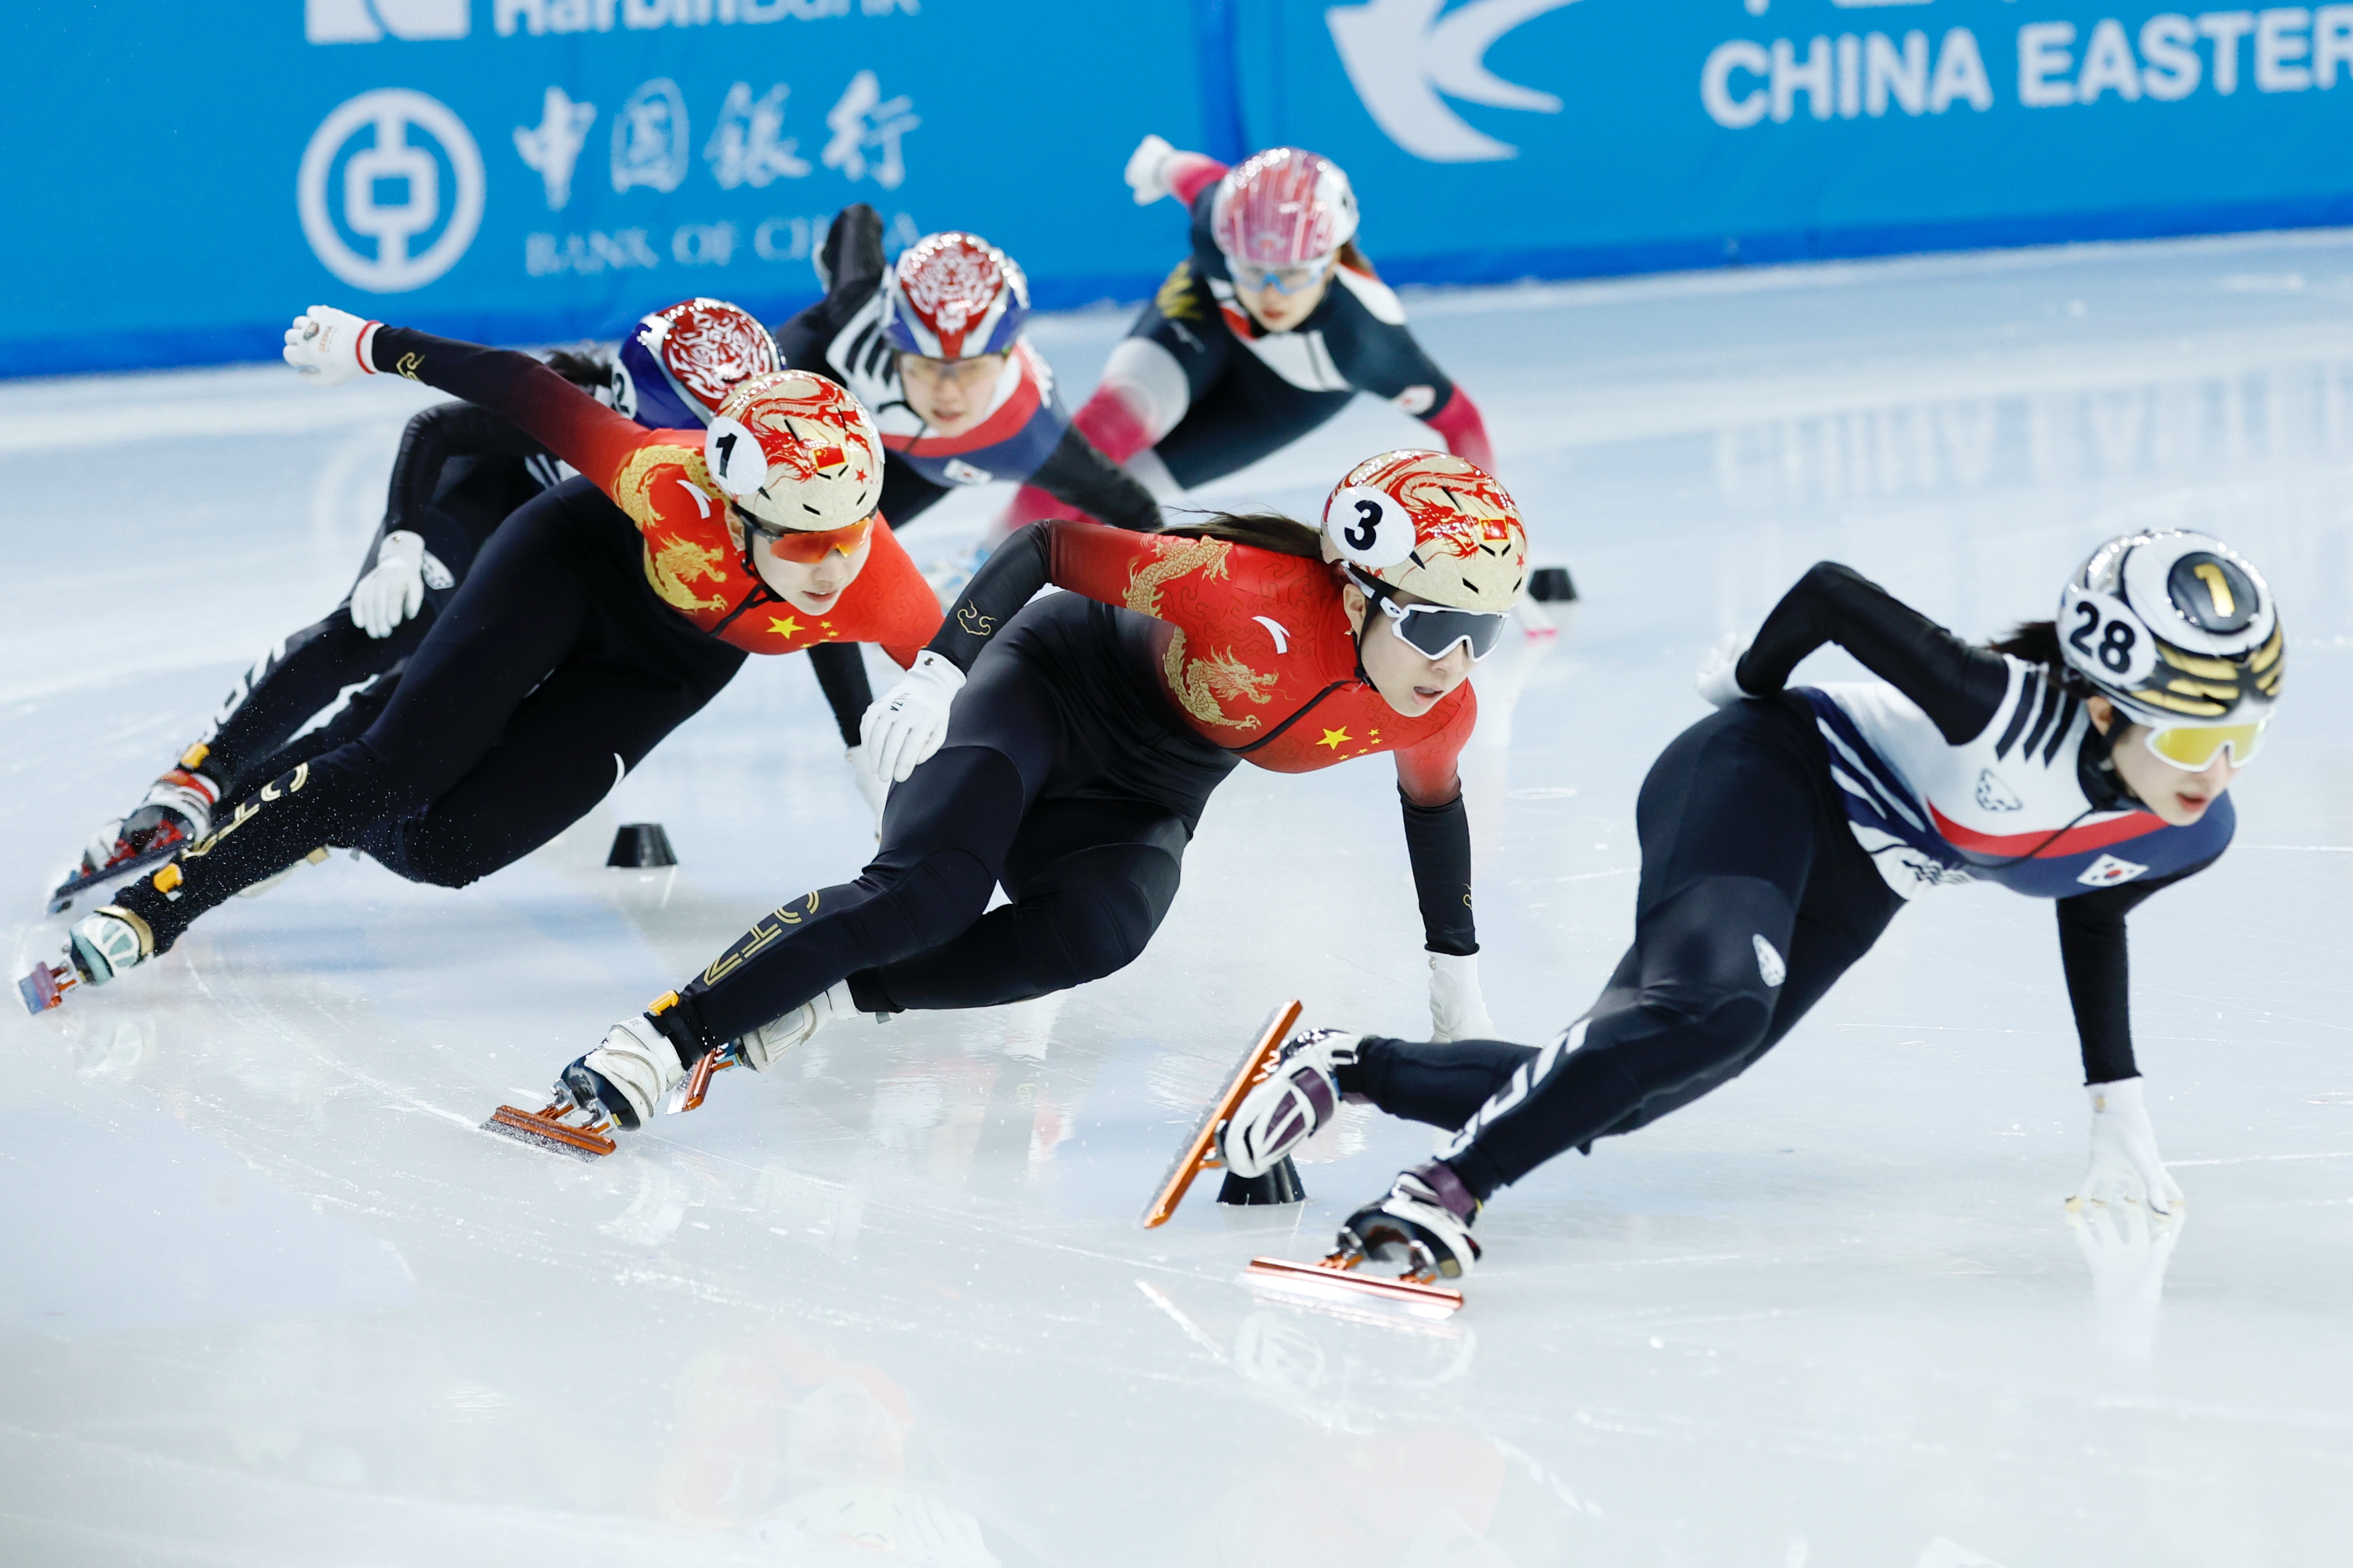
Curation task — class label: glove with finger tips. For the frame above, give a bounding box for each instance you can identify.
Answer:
[2072,1076,2185,1216]
[1428,951,1497,1043]
[1693,632,1755,708]
[282,305,380,387]
[1124,133,1178,206]
[860,651,965,784]
[351,530,426,639]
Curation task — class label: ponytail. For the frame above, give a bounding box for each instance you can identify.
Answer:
[1152,509,1327,562]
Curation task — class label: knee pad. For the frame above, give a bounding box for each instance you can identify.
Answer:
[1634,875,1797,1022]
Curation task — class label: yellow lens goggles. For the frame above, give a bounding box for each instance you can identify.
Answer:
[2143,719,2266,771]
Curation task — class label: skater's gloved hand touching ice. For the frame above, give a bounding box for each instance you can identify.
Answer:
[1428,952,1497,1042]
[861,651,965,783]
[1693,632,1755,708]
[282,305,380,387]
[351,530,427,639]
[2071,1076,2184,1216]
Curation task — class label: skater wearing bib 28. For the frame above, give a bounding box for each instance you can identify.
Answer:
[1221,531,2282,1283]
[513,449,1528,1150]
[27,306,940,1012]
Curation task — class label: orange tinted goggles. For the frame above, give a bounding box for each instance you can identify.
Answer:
[745,513,874,563]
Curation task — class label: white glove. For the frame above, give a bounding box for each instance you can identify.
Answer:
[860,651,965,783]
[1124,133,1178,206]
[2071,1077,2184,1216]
[351,530,427,639]
[1428,952,1498,1042]
[843,744,889,826]
[282,305,380,386]
[2067,1182,2183,1362]
[1693,632,1754,708]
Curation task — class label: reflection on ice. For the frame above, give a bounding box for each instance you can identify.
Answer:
[6,231,2353,1560]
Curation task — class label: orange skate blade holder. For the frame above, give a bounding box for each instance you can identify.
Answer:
[1244,1253,1465,1316]
[18,961,77,1016]
[483,1101,617,1160]
[1140,998,1303,1229]
[672,1047,737,1114]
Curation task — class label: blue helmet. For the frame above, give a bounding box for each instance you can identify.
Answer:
[881,233,1029,359]
[611,298,780,430]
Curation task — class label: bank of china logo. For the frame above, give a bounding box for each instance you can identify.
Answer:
[305,0,468,44]
[299,88,485,293]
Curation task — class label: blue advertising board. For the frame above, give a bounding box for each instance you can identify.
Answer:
[5,1,2352,375]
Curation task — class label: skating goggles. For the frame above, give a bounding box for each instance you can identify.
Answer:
[2143,719,2266,771]
[737,510,874,562]
[1372,593,1508,663]
[1229,255,1334,296]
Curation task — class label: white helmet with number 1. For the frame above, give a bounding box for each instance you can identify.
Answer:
[2057,529,2282,727]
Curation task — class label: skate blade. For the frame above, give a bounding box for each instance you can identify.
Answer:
[483,1103,616,1160]
[18,962,73,1015]
[1243,1255,1464,1318]
[663,1047,734,1115]
[1139,998,1303,1229]
[48,843,176,916]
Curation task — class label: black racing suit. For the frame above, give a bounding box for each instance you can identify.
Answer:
[1352,566,2216,1201]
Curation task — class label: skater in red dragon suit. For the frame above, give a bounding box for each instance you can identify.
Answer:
[29,305,941,1010]
[1003,138,1494,532]
[520,449,1530,1147]
[1218,532,2283,1286]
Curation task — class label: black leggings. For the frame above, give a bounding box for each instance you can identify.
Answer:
[114,478,745,946]
[680,593,1234,1045]
[196,461,534,794]
[1348,696,1905,1201]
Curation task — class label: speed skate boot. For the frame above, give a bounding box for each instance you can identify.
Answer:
[732,981,856,1070]
[50,761,220,914]
[21,908,153,1014]
[1338,1161,1483,1282]
[1217,1028,1360,1179]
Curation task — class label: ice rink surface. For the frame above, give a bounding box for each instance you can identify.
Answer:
[6,232,2353,1566]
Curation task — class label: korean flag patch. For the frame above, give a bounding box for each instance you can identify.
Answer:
[2077,853,2149,887]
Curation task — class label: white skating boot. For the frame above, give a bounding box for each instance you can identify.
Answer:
[51,765,219,913]
[69,910,151,988]
[1217,1028,1360,1178]
[1339,1160,1483,1281]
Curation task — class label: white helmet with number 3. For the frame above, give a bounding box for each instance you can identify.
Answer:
[1320,450,1527,614]
[2058,529,2283,727]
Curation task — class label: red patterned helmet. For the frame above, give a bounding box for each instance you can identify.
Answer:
[1211,147,1360,269]
[1321,450,1528,615]
[613,298,780,430]
[882,232,1030,359]
[702,371,884,535]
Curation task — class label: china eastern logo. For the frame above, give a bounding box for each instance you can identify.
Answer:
[305,0,469,43]
[299,89,486,292]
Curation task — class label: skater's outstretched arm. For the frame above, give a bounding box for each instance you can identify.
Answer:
[2056,853,2219,1085]
[772,203,886,368]
[1729,562,2012,742]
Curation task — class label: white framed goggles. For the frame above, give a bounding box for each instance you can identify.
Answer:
[1369,591,1508,663]
[1229,254,1334,296]
[2142,718,2266,771]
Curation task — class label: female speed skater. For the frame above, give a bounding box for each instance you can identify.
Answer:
[1215,530,2282,1282]
[48,345,611,913]
[506,448,1530,1148]
[1003,137,1494,529]
[26,306,942,1012]
[50,298,887,911]
[775,204,1161,539]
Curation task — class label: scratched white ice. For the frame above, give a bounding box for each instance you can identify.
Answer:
[5,231,2352,1567]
